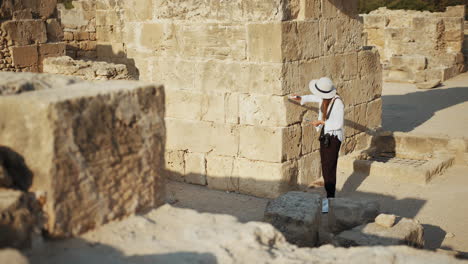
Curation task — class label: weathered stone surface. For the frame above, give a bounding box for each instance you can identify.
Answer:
[0,189,36,249]
[328,198,380,234]
[27,205,465,264]
[0,72,80,95]
[416,79,441,89]
[362,6,465,83]
[0,249,29,264]
[264,191,321,247]
[0,73,165,237]
[11,45,39,68]
[45,19,64,42]
[43,56,131,80]
[334,217,425,248]
[1,20,47,46]
[375,213,397,228]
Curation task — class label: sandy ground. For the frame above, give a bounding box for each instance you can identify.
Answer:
[382,72,468,139]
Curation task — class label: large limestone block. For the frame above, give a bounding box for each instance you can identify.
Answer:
[320,17,363,55]
[328,198,380,234]
[239,94,304,127]
[297,151,321,187]
[0,249,29,264]
[247,21,321,63]
[185,152,207,186]
[151,0,291,22]
[165,118,239,157]
[164,150,185,182]
[176,23,246,60]
[239,125,301,163]
[0,189,36,249]
[206,155,239,192]
[0,77,166,237]
[264,191,321,247]
[366,98,382,130]
[193,60,285,95]
[11,45,39,68]
[2,20,47,46]
[237,158,297,198]
[334,218,424,248]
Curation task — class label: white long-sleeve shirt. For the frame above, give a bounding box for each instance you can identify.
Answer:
[300,95,345,142]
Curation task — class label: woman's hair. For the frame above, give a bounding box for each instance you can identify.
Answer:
[321,98,332,121]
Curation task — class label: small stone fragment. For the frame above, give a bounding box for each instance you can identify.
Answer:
[445,232,455,239]
[416,79,441,89]
[375,213,396,228]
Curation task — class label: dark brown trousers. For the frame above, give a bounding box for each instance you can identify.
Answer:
[319,135,342,198]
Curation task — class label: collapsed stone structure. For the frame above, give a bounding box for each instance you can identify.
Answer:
[57,0,97,59]
[0,72,166,237]
[1,0,384,198]
[0,0,66,72]
[362,5,466,83]
[91,0,383,198]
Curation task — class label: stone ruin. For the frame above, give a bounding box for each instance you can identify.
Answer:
[0,72,166,238]
[93,0,382,197]
[0,0,66,72]
[362,5,466,84]
[0,0,466,263]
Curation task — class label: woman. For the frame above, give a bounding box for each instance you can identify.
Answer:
[291,77,344,213]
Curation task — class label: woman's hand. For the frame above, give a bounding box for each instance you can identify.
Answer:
[289,95,301,102]
[311,120,325,127]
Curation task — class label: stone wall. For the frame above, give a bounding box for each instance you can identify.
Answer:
[0,72,166,237]
[94,0,382,198]
[57,0,97,59]
[362,5,466,83]
[0,0,66,72]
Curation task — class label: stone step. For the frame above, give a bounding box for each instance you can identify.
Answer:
[338,132,464,184]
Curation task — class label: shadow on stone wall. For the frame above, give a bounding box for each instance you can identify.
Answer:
[0,146,33,191]
[93,44,140,80]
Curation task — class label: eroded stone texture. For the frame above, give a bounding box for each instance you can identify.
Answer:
[0,73,165,237]
[328,198,380,234]
[0,0,65,73]
[362,6,466,83]
[334,217,425,248]
[0,189,36,249]
[43,56,132,80]
[264,192,321,247]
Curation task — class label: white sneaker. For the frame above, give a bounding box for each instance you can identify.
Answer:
[322,198,329,213]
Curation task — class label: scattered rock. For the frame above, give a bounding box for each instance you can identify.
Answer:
[416,79,441,89]
[334,217,424,248]
[375,213,396,228]
[328,198,380,234]
[27,205,464,264]
[0,189,36,249]
[264,191,321,247]
[445,232,455,239]
[43,56,132,80]
[0,248,29,264]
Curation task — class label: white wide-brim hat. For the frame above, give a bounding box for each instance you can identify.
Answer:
[309,77,336,99]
